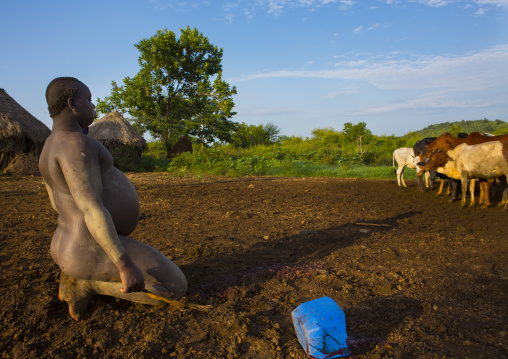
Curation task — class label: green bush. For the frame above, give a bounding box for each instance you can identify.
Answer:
[138,118,506,179]
[110,146,143,172]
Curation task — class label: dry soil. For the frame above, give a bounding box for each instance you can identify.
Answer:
[0,173,507,358]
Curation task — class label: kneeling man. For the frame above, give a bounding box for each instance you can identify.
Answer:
[39,77,187,320]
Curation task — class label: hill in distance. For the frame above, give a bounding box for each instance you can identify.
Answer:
[404,118,507,139]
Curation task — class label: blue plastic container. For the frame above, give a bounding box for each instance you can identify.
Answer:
[292,296,350,358]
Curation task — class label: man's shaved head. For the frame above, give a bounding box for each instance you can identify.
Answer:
[46,77,83,118]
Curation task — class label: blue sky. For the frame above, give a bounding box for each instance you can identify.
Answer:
[1,0,507,138]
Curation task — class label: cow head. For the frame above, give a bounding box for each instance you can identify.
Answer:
[419,149,452,171]
[422,132,457,160]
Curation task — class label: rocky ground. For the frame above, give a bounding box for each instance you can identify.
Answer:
[0,173,507,358]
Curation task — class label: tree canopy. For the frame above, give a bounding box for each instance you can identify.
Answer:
[231,122,282,148]
[96,27,237,157]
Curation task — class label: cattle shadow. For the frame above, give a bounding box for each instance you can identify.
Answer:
[179,211,422,301]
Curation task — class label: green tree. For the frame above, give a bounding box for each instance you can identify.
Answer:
[231,122,281,148]
[342,122,372,143]
[263,122,282,144]
[96,27,237,158]
[341,122,373,159]
[448,123,464,136]
[311,127,342,147]
[186,72,238,150]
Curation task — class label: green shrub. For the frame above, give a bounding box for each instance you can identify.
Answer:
[110,147,143,172]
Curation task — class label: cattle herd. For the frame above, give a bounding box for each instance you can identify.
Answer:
[392,131,508,210]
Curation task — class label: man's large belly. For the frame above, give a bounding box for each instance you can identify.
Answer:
[102,167,140,236]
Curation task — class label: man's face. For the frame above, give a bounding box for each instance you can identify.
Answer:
[73,82,97,128]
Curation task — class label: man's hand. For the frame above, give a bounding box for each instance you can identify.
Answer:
[116,254,145,293]
[119,265,145,293]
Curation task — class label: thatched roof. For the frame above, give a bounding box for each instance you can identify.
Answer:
[168,136,193,157]
[0,89,51,143]
[89,111,147,150]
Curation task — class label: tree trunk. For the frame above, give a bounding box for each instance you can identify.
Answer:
[163,138,173,159]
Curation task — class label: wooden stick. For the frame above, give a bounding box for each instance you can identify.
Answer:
[107,274,212,311]
[355,222,392,227]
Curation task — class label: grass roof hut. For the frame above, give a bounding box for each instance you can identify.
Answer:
[88,110,147,171]
[0,89,51,170]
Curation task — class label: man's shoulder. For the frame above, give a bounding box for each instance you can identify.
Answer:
[46,131,104,166]
[49,130,100,150]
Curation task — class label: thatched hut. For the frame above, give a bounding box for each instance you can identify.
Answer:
[88,111,147,171]
[0,89,51,170]
[168,136,193,157]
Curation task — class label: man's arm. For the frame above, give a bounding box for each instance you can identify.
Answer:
[43,180,58,212]
[57,134,144,293]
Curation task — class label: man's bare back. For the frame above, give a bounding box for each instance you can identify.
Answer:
[40,77,187,320]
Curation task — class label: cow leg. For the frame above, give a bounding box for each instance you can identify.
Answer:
[397,166,405,187]
[468,179,477,207]
[484,180,492,207]
[503,188,508,210]
[417,175,424,190]
[445,178,452,196]
[414,156,426,191]
[416,167,425,190]
[436,178,445,197]
[428,170,437,189]
[401,166,407,187]
[480,179,494,208]
[424,171,435,189]
[489,177,497,201]
[478,180,484,207]
[450,179,460,202]
[496,175,508,208]
[460,174,469,208]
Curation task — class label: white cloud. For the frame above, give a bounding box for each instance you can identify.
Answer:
[337,0,356,10]
[334,60,369,67]
[323,90,355,98]
[152,0,508,18]
[474,0,508,5]
[354,23,382,34]
[241,0,355,16]
[231,44,508,93]
[413,0,451,6]
[222,2,239,23]
[147,0,188,10]
[380,0,508,8]
[208,0,508,22]
[354,91,492,116]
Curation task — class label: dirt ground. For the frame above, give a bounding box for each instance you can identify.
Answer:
[0,173,507,359]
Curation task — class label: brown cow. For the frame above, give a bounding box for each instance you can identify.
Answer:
[422,132,508,200]
[422,142,508,209]
[422,131,508,160]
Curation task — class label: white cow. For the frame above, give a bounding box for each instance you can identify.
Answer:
[393,147,416,187]
[393,147,433,188]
